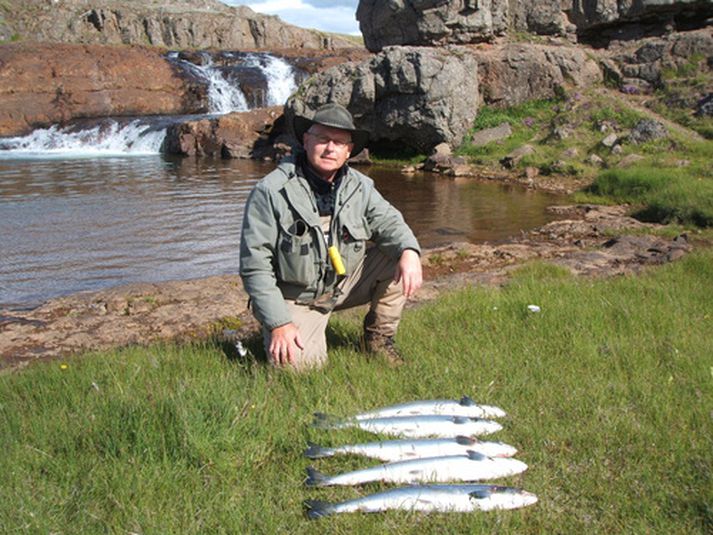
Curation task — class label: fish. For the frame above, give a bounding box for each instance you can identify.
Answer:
[304,483,538,518]
[312,413,503,438]
[304,435,518,461]
[352,396,506,420]
[304,450,528,487]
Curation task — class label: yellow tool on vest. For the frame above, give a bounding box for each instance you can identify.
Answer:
[328,246,346,276]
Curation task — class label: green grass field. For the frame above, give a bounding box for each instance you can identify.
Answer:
[1,251,712,533]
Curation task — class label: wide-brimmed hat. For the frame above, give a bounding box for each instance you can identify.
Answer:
[293,103,369,157]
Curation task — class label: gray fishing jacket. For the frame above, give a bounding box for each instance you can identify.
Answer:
[239,156,420,330]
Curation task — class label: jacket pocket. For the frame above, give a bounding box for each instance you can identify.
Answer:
[276,219,317,286]
[339,217,371,274]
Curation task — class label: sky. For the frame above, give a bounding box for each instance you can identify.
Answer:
[220,1,361,35]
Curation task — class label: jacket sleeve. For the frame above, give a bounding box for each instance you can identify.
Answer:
[239,183,292,330]
[363,181,421,259]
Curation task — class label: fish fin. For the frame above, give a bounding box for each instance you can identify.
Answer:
[468,489,492,500]
[312,412,343,428]
[305,466,329,487]
[452,416,471,424]
[304,499,334,519]
[455,435,477,445]
[304,442,333,459]
[460,395,476,406]
[466,450,488,461]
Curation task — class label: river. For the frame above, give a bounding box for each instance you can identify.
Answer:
[0,155,567,310]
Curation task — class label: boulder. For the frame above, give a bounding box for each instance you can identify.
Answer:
[2,0,355,50]
[286,46,480,153]
[163,106,288,159]
[500,144,535,168]
[0,42,206,137]
[472,43,602,107]
[606,29,713,94]
[569,0,713,39]
[696,93,713,117]
[628,119,668,144]
[356,0,509,52]
[509,0,571,36]
[469,122,512,147]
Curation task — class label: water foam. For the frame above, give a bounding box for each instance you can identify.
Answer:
[0,120,167,158]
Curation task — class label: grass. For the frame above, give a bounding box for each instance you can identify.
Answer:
[583,166,713,226]
[2,250,712,533]
[457,90,713,228]
[456,93,653,177]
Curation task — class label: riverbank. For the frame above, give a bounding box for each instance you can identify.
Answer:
[0,202,695,372]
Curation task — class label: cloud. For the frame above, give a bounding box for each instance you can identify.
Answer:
[221,1,360,35]
[302,0,358,7]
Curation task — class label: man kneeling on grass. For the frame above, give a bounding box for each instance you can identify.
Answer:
[239,103,422,370]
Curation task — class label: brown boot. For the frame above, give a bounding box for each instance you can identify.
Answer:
[363,332,405,367]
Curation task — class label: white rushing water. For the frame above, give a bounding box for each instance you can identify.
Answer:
[185,53,250,114]
[244,53,297,106]
[171,51,297,113]
[0,120,167,158]
[0,51,298,157]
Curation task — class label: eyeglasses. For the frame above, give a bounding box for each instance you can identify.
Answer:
[306,132,352,149]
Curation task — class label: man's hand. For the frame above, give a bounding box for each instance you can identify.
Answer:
[394,249,422,299]
[269,322,304,366]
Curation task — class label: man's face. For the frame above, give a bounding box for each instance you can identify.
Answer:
[303,124,354,181]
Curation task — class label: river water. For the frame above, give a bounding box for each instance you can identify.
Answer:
[0,155,567,310]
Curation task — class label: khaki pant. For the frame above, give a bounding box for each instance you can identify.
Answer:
[262,247,405,369]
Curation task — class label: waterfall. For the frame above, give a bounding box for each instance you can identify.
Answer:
[241,53,297,107]
[0,51,300,157]
[169,52,250,114]
[169,51,299,113]
[0,119,167,158]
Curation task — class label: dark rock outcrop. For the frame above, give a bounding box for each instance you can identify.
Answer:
[0,42,206,137]
[602,28,713,93]
[286,46,480,153]
[1,0,356,50]
[357,0,509,53]
[356,0,713,50]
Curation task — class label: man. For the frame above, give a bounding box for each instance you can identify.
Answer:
[239,102,422,369]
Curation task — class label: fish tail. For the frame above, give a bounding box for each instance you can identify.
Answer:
[303,442,335,459]
[305,466,330,487]
[304,499,335,519]
[312,412,345,429]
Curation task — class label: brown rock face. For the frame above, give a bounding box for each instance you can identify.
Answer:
[0,42,206,136]
[472,43,602,107]
[163,106,289,160]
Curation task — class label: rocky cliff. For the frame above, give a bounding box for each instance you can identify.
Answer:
[0,0,356,50]
[0,42,206,136]
[357,0,713,51]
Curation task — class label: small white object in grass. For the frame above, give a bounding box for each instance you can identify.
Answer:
[527,305,541,313]
[235,340,248,358]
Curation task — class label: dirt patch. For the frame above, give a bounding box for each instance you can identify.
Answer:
[0,205,692,373]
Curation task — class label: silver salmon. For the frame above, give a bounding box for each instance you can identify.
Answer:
[312,413,503,438]
[353,396,506,420]
[304,436,518,461]
[305,451,528,487]
[304,484,538,518]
